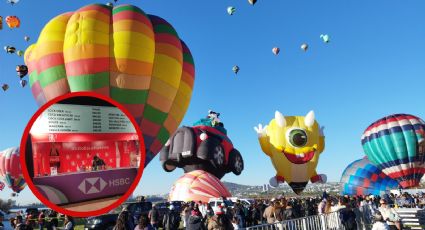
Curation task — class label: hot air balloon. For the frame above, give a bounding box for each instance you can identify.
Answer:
[362,114,425,188]
[7,0,19,5]
[24,36,30,42]
[5,16,20,29]
[272,47,280,55]
[254,111,326,194]
[1,84,9,91]
[16,65,28,78]
[20,79,27,87]
[16,50,24,57]
[4,46,16,54]
[0,16,3,30]
[340,157,400,196]
[227,6,236,15]
[0,147,26,194]
[320,34,330,43]
[106,2,113,7]
[169,170,231,203]
[248,0,257,5]
[301,43,308,52]
[232,65,240,74]
[24,4,196,166]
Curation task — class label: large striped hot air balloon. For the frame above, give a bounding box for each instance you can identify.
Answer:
[361,114,425,188]
[24,4,196,165]
[169,170,231,203]
[0,147,26,194]
[340,157,399,196]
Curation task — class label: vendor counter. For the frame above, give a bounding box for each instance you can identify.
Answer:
[33,167,138,205]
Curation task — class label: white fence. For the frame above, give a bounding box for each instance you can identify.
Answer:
[244,211,343,230]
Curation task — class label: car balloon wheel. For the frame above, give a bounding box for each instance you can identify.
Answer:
[214,145,224,166]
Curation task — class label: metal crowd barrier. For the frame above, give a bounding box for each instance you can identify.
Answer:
[244,211,343,230]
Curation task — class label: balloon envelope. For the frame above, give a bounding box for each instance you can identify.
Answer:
[0,147,26,193]
[24,4,196,166]
[340,157,399,196]
[362,114,425,188]
[5,16,20,28]
[272,47,280,55]
[169,170,231,203]
[227,6,236,15]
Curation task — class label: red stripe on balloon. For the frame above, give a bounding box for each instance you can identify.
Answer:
[365,115,421,132]
[113,11,151,28]
[37,53,64,73]
[65,58,109,76]
[155,34,182,49]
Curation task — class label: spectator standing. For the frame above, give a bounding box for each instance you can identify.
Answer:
[162,205,180,230]
[134,215,154,230]
[378,199,401,230]
[187,210,204,230]
[113,210,133,230]
[148,204,160,229]
[63,215,74,230]
[38,211,45,230]
[372,212,390,230]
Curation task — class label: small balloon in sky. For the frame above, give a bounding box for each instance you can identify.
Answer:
[248,0,257,6]
[16,50,24,57]
[320,34,330,43]
[7,0,19,5]
[16,65,28,79]
[1,84,9,91]
[5,16,20,28]
[106,2,113,7]
[272,47,280,55]
[233,65,240,74]
[301,43,309,51]
[4,46,16,54]
[227,6,236,15]
[24,36,30,42]
[20,79,27,88]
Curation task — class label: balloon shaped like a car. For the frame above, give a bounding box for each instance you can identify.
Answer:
[255,111,326,194]
[160,110,244,179]
[0,147,26,194]
[362,114,425,188]
[24,4,196,165]
[340,157,399,196]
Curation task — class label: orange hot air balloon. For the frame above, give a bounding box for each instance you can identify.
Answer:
[5,16,20,29]
[24,4,196,166]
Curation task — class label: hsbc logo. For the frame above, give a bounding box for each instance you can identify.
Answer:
[78,177,131,194]
[78,177,107,194]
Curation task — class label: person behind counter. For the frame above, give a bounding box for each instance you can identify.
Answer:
[92,155,106,171]
[49,143,61,174]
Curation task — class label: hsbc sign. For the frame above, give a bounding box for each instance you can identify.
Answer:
[78,177,131,195]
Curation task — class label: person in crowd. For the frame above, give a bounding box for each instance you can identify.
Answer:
[162,205,180,230]
[63,215,74,230]
[339,197,357,230]
[38,210,45,230]
[134,215,153,230]
[148,204,160,229]
[378,199,401,230]
[372,211,390,230]
[233,200,245,228]
[231,217,239,229]
[182,203,191,228]
[207,206,233,230]
[113,209,133,230]
[318,198,327,214]
[187,209,204,230]
[10,217,16,229]
[14,215,29,230]
[91,155,106,171]
[263,200,276,224]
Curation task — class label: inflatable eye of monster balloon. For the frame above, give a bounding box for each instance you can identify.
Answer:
[254,111,326,194]
[24,4,196,166]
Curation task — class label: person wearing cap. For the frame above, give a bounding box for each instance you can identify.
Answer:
[207,206,233,230]
[187,209,204,230]
[372,211,390,230]
[378,199,401,230]
[162,205,180,230]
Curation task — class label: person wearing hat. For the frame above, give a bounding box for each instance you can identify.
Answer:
[187,209,204,230]
[372,211,390,230]
[207,206,233,230]
[162,205,180,230]
[378,199,401,230]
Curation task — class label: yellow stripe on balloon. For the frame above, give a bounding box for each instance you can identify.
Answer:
[112,32,155,61]
[150,77,180,101]
[110,59,153,76]
[64,45,109,62]
[33,42,64,59]
[113,20,154,39]
[151,54,182,88]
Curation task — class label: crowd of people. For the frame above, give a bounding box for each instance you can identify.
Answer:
[111,191,425,230]
[0,209,75,230]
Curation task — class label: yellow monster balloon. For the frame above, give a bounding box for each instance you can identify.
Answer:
[254,111,326,194]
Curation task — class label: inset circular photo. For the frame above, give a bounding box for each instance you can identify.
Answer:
[20,92,145,217]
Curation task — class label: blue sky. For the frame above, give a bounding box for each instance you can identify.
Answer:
[0,0,424,204]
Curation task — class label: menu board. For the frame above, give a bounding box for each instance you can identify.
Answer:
[31,104,136,134]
